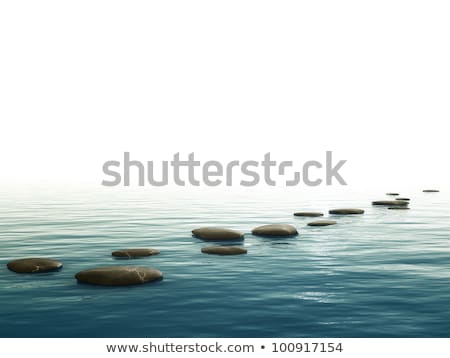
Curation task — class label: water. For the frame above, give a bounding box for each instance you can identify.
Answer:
[1,188,449,337]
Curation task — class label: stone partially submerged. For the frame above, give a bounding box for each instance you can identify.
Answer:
[372,200,409,206]
[307,220,337,227]
[388,207,410,210]
[329,208,364,215]
[192,227,243,241]
[7,258,63,273]
[112,248,160,258]
[252,224,298,237]
[396,198,410,201]
[293,212,323,217]
[423,189,439,193]
[201,246,247,255]
[386,193,400,196]
[75,266,163,286]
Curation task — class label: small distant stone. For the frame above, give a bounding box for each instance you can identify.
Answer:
[192,227,243,241]
[75,266,163,286]
[112,249,160,258]
[395,198,410,201]
[293,212,323,217]
[329,208,364,215]
[386,193,399,196]
[201,246,247,255]
[7,258,63,273]
[307,220,337,227]
[372,200,409,206]
[388,207,410,210]
[252,224,298,237]
[423,189,440,193]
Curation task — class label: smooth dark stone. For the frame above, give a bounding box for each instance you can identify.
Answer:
[386,193,400,196]
[252,224,298,237]
[293,212,323,217]
[372,200,409,206]
[192,227,243,241]
[112,249,160,258]
[307,220,337,227]
[423,189,439,193]
[75,266,163,286]
[7,258,63,273]
[395,198,410,201]
[329,208,364,215]
[388,207,410,210]
[201,246,247,255]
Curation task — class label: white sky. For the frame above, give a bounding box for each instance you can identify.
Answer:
[0,1,449,191]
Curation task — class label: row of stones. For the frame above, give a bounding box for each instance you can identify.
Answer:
[5,189,439,285]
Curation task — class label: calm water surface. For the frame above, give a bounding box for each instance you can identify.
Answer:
[0,188,449,337]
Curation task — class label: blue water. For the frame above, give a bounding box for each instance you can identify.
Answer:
[1,188,449,337]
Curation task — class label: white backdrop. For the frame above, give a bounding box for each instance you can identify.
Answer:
[1,1,448,191]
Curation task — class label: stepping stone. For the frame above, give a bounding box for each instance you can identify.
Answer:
[201,246,247,255]
[423,189,439,193]
[386,193,400,196]
[396,198,410,201]
[329,208,364,215]
[293,212,323,217]
[252,224,298,237]
[372,200,409,206]
[112,249,160,258]
[307,220,337,227]
[388,207,410,210]
[192,227,243,241]
[75,266,162,286]
[7,258,63,273]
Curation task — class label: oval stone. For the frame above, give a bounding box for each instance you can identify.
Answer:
[192,227,243,241]
[388,207,410,210]
[372,200,409,206]
[423,189,439,193]
[293,212,324,217]
[112,248,160,258]
[201,246,247,255]
[386,193,400,196]
[75,266,163,286]
[329,208,364,215]
[252,224,298,237]
[7,258,63,273]
[307,220,337,227]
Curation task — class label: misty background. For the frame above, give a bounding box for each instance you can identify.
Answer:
[1,1,448,192]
